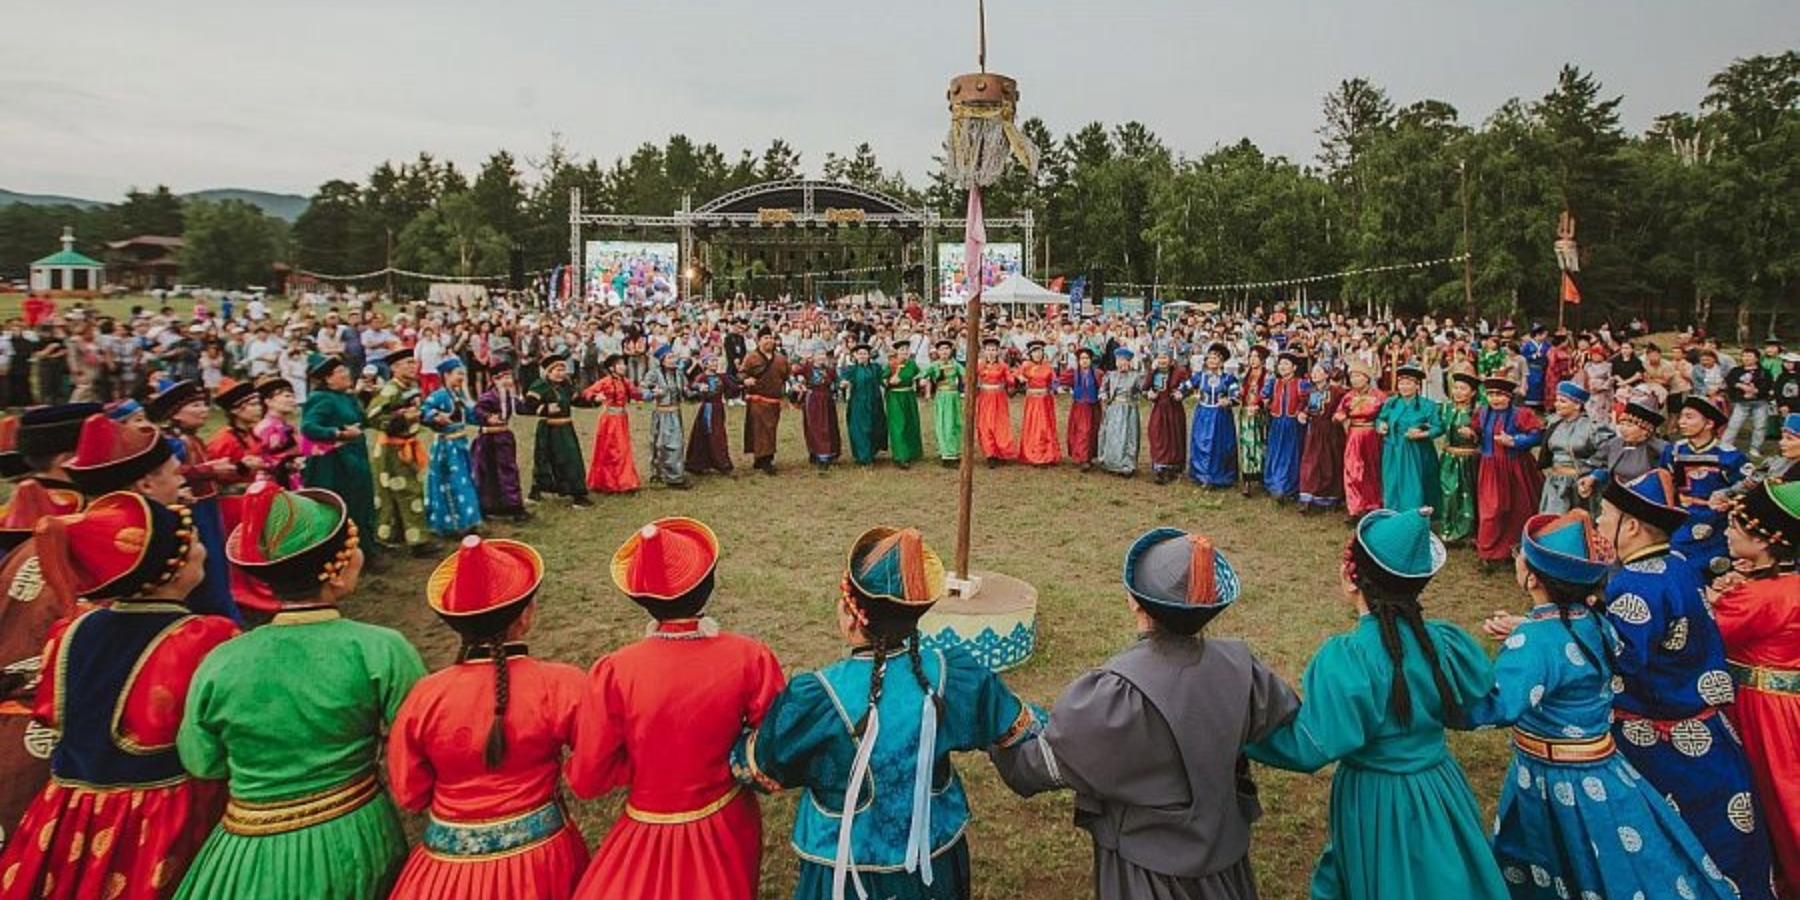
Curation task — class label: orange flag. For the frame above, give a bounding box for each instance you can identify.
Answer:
[1560,272,1582,305]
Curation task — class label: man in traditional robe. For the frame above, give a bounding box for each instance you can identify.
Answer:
[991,528,1299,900]
[739,331,790,474]
[365,348,431,554]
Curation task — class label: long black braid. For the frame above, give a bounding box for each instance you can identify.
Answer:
[1367,589,1463,729]
[905,633,945,718]
[855,634,893,739]
[469,636,511,769]
[1536,572,1609,675]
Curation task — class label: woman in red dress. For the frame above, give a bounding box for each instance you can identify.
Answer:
[1713,480,1800,897]
[582,354,643,494]
[973,339,1017,465]
[567,518,785,900]
[1475,376,1546,570]
[1143,351,1188,484]
[1335,361,1387,516]
[1016,341,1062,466]
[1064,348,1101,469]
[387,535,590,900]
[0,492,238,900]
[1299,363,1350,513]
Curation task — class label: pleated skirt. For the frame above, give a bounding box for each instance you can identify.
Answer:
[171,795,408,900]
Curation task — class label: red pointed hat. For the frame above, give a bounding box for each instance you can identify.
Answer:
[611,518,719,601]
[0,479,84,532]
[63,415,173,496]
[32,492,195,602]
[428,534,545,618]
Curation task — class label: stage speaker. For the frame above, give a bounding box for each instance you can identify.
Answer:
[1089,267,1105,311]
[509,249,526,291]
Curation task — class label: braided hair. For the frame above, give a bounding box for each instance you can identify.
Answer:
[459,634,513,769]
[1529,567,1609,674]
[850,604,941,737]
[1348,545,1462,729]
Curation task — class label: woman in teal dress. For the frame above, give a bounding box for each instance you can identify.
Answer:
[420,358,483,537]
[299,355,377,546]
[175,482,427,900]
[1247,508,1508,900]
[838,344,888,466]
[732,526,1038,900]
[1376,365,1445,515]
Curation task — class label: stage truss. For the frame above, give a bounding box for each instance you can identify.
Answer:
[568,178,1032,303]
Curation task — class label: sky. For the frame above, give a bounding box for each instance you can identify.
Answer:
[2,0,1796,202]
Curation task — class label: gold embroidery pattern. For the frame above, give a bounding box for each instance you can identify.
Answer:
[7,557,44,604]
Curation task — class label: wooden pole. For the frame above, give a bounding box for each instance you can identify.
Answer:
[1459,160,1474,318]
[955,277,982,579]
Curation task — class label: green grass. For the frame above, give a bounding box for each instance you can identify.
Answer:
[335,396,1519,900]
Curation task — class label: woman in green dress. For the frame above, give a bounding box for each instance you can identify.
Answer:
[1247,508,1508,900]
[299,354,376,547]
[1437,372,1482,544]
[923,340,964,466]
[883,341,923,468]
[1375,365,1445,514]
[838,344,888,466]
[175,482,427,900]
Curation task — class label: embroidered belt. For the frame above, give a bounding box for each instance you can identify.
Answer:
[1110,397,1133,404]
[887,386,916,393]
[1196,402,1225,408]
[601,407,627,415]
[1026,388,1049,396]
[1613,705,1718,741]
[977,385,1006,392]
[380,436,420,446]
[747,395,782,404]
[1549,466,1582,476]
[423,801,566,859]
[481,426,511,434]
[655,404,679,412]
[543,417,573,426]
[223,775,379,836]
[1730,660,1800,695]
[1346,422,1374,429]
[1446,447,1479,457]
[439,428,468,440]
[1512,729,1615,763]
[625,785,741,825]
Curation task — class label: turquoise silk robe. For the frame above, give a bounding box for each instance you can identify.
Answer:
[732,643,1037,900]
[1375,395,1444,514]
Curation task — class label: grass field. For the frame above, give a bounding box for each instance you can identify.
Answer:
[335,397,1519,900]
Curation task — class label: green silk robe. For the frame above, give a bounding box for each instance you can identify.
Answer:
[1376,395,1444,514]
[299,388,376,543]
[523,379,587,497]
[838,362,888,465]
[923,359,964,461]
[1436,401,1479,542]
[884,358,923,465]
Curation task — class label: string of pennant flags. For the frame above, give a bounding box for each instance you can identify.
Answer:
[1113,253,1471,294]
[293,265,559,284]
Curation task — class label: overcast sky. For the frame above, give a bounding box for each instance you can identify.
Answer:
[2,0,1796,202]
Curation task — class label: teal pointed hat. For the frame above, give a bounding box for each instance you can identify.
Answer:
[1521,510,1610,585]
[846,526,945,609]
[1730,479,1800,550]
[1353,508,1446,581]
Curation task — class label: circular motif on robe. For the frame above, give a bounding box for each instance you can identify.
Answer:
[1529,685,1547,707]
[1503,866,1527,885]
[1692,523,1713,541]
[1702,856,1721,881]
[1610,675,1625,695]
[1618,826,1644,852]
[409,500,424,513]
[1661,618,1689,651]
[1554,876,1570,899]
[1625,556,1667,575]
[392,476,409,491]
[1728,792,1755,833]
[1564,642,1589,667]
[1505,632,1527,650]
[1607,593,1652,625]
[1670,720,1714,757]
[1553,781,1577,806]
[1621,719,1658,747]
[23,721,55,759]
[1666,793,1681,814]
[1582,776,1608,802]
[1563,724,1586,738]
[1516,766,1533,789]
[1677,876,1696,900]
[1697,670,1734,706]
[6,557,45,604]
[1582,892,1602,900]
[1531,865,1551,887]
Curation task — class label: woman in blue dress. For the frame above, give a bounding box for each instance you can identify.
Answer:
[420,357,483,537]
[1469,509,1735,900]
[732,526,1037,900]
[1185,344,1239,488]
[1261,351,1311,501]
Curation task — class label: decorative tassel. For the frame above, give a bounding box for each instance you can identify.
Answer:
[1186,535,1217,606]
[904,689,940,885]
[832,707,878,900]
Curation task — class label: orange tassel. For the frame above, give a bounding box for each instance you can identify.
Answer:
[1186,534,1217,606]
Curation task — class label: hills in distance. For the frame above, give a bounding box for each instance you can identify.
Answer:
[0,187,310,222]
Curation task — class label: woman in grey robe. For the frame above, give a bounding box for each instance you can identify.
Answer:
[991,529,1299,900]
[642,346,692,489]
[1098,349,1144,476]
[1540,380,1612,514]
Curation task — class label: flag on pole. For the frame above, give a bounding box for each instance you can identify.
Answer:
[1048,276,1066,292]
[1560,271,1582,305]
[964,186,986,298]
[1068,276,1087,317]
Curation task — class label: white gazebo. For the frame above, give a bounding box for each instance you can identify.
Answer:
[29,227,106,294]
[945,274,1068,307]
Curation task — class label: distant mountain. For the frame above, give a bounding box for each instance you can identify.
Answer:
[0,189,105,210]
[0,187,310,222]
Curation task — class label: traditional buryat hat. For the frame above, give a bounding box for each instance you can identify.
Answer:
[1620,400,1665,429]
[1349,508,1447,594]
[254,375,295,400]
[1728,480,1800,551]
[1395,364,1426,382]
[934,340,954,350]
[16,402,106,463]
[226,481,360,602]
[1483,376,1519,393]
[1278,350,1307,370]
[611,518,720,618]
[1450,371,1482,391]
[0,479,83,554]
[1555,381,1590,404]
[436,357,464,376]
[600,352,626,371]
[384,347,415,366]
[64,416,173,496]
[541,353,569,371]
[213,379,259,412]
[843,526,945,631]
[145,379,206,423]
[1521,510,1610,586]
[1123,528,1241,633]
[428,534,545,637]
[1602,470,1688,536]
[1682,395,1729,429]
[1114,347,1135,361]
[32,492,195,602]
[1785,413,1800,435]
[307,353,347,382]
[104,399,144,422]
[1027,340,1046,352]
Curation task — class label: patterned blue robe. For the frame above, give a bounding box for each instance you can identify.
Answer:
[1262,376,1310,498]
[1466,606,1735,900]
[421,387,482,536]
[1661,439,1754,583]
[1603,547,1776,899]
[1184,371,1238,487]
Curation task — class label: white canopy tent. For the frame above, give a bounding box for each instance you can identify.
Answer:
[943,274,1068,306]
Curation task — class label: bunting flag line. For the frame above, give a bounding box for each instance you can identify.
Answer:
[1111,253,1471,295]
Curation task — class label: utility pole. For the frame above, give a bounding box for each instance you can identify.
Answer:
[384,227,395,300]
[1459,160,1474,320]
